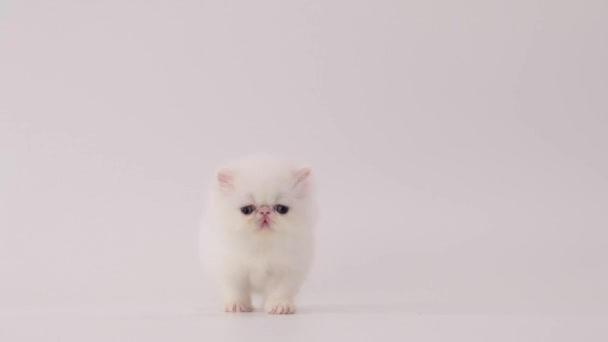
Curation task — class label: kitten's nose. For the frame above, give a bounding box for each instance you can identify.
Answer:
[258,206,271,216]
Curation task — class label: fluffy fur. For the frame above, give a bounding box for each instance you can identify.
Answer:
[199,155,316,314]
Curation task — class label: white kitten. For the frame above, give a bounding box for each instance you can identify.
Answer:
[199,155,315,314]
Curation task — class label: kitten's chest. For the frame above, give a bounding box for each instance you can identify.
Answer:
[248,261,273,292]
[241,248,292,291]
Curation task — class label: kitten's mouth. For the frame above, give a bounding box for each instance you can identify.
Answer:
[258,218,272,229]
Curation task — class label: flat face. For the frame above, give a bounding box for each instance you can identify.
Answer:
[215,156,313,234]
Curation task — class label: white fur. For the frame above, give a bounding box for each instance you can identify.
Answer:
[199,155,315,314]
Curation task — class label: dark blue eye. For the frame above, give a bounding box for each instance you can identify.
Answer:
[240,205,255,215]
[274,205,289,214]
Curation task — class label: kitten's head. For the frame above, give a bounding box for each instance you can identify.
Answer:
[213,155,314,234]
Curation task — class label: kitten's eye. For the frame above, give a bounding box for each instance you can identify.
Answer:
[240,205,255,215]
[274,204,289,214]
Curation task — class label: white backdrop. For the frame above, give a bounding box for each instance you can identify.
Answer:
[1,0,607,319]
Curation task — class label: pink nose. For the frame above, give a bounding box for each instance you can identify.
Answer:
[258,206,271,216]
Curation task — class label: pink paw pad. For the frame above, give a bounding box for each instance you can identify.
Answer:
[224,302,253,313]
[265,302,295,315]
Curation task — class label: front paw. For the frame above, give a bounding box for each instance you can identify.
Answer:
[265,299,295,315]
[224,301,253,313]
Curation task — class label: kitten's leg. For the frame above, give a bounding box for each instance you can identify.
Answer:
[219,275,253,313]
[263,274,300,315]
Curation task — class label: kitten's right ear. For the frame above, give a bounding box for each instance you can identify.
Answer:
[217,168,235,190]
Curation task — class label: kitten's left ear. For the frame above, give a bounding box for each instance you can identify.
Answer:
[294,167,311,185]
[292,167,311,196]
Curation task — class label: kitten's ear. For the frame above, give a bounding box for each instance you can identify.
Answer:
[217,168,235,190]
[292,167,311,197]
[294,167,311,185]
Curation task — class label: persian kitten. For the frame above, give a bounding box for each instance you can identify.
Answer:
[199,155,315,314]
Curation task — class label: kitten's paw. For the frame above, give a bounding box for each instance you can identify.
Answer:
[224,301,253,313]
[265,300,295,315]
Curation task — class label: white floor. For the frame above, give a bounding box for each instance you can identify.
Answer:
[2,301,606,342]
